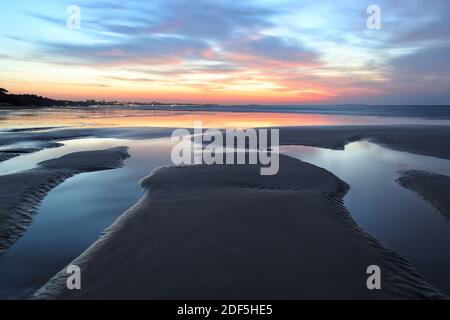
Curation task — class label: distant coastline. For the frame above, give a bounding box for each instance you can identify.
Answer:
[0,87,215,108]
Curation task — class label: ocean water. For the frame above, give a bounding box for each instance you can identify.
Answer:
[1,106,450,130]
[129,104,450,119]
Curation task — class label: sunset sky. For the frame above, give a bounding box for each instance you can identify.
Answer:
[1,0,449,104]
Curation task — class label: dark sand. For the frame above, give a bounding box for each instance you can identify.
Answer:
[397,170,450,222]
[278,125,450,160]
[0,142,63,164]
[33,155,445,299]
[0,127,175,146]
[0,147,129,254]
[0,153,19,163]
[2,125,449,162]
[0,124,447,298]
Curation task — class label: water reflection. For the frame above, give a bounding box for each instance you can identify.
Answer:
[280,141,450,295]
[0,138,127,175]
[1,108,448,130]
[0,137,177,299]
[1,136,450,298]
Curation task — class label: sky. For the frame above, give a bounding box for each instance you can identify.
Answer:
[0,0,449,104]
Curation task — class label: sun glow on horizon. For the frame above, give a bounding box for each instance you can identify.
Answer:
[1,0,449,105]
[0,109,397,130]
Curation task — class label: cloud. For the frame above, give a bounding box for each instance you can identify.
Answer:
[38,35,210,66]
[2,0,450,103]
[22,0,277,66]
[224,35,318,68]
[383,44,450,101]
[140,0,275,39]
[392,45,450,76]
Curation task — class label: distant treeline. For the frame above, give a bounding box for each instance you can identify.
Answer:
[0,87,207,108]
[1,88,55,107]
[0,87,91,107]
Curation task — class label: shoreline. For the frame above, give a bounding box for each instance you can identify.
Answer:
[3,105,450,120]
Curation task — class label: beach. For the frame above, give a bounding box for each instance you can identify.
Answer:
[0,110,449,299]
[3,0,450,305]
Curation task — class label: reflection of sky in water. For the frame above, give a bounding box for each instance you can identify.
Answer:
[281,141,450,295]
[0,138,128,175]
[1,135,450,298]
[1,108,450,130]
[0,140,53,151]
[0,137,177,299]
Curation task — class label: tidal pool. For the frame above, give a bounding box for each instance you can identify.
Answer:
[0,137,177,299]
[0,136,449,298]
[280,141,450,295]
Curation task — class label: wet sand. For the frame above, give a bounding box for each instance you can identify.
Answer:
[278,125,450,160]
[0,142,63,164]
[0,127,175,147]
[33,155,445,299]
[2,125,450,163]
[0,127,173,165]
[0,153,19,163]
[397,170,450,222]
[0,147,129,254]
[1,124,449,299]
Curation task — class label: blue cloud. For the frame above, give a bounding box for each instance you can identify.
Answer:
[1,0,449,103]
